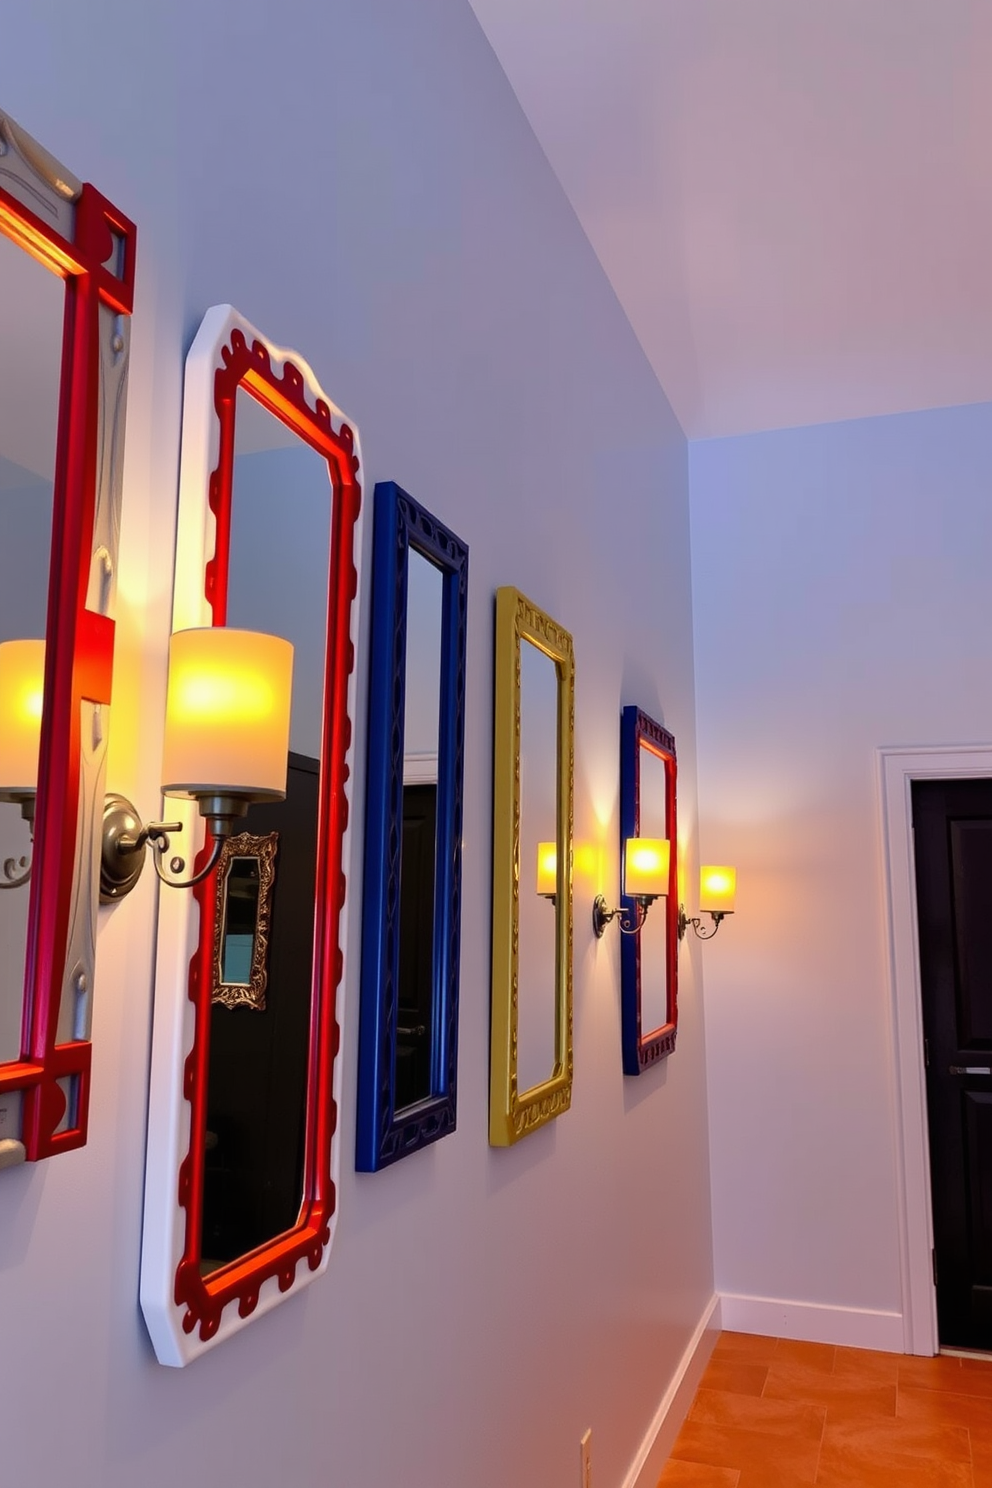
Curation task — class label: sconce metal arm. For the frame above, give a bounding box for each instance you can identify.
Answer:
[101,793,250,902]
[592,894,655,939]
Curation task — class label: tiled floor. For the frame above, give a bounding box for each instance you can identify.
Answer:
[658,1330,992,1487]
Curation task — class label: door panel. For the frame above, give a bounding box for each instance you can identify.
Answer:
[913,777,992,1348]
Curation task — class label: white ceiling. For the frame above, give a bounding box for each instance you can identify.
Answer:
[468,0,992,439]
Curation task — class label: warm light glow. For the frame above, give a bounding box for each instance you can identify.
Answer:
[623,837,670,899]
[536,841,557,897]
[699,864,736,914]
[0,639,45,794]
[162,628,293,800]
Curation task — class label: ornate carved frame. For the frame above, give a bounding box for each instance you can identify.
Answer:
[489,587,574,1146]
[356,482,468,1171]
[140,306,363,1366]
[211,830,279,1013]
[0,107,134,1162]
[619,707,678,1074]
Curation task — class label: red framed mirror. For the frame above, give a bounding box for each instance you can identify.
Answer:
[0,107,135,1163]
[140,306,363,1366]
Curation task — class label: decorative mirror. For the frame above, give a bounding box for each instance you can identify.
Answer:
[619,707,678,1073]
[0,106,135,1163]
[490,588,573,1146]
[140,306,363,1366]
[356,482,468,1171]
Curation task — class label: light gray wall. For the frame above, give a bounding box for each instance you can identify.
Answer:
[691,401,992,1332]
[0,3,709,1485]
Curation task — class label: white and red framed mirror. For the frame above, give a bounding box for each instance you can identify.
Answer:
[0,106,135,1163]
[140,306,364,1366]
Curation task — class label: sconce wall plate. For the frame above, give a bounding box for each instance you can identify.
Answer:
[620,707,678,1074]
[140,306,363,1366]
[356,482,468,1171]
[0,107,135,1161]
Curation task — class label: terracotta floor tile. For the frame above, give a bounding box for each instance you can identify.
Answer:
[898,1356,989,1397]
[712,1331,781,1365]
[689,1388,825,1440]
[815,1416,973,1487]
[969,1437,992,1483]
[773,1339,836,1375]
[671,1421,820,1485]
[898,1382,992,1433]
[699,1358,769,1397]
[762,1360,897,1423]
[656,1461,741,1487]
[832,1344,902,1385]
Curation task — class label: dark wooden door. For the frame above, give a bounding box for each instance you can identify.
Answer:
[913,777,992,1349]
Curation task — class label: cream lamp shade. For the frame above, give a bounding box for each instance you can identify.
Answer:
[536,841,557,898]
[699,864,736,915]
[0,639,45,796]
[161,628,293,801]
[623,837,670,899]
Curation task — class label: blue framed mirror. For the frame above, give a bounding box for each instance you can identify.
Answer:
[620,706,678,1074]
[356,482,468,1170]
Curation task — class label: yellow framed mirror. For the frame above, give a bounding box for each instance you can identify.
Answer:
[490,588,573,1146]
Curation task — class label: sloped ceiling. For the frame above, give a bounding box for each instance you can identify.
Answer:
[468,0,992,439]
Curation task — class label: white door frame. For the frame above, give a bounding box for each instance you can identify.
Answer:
[878,744,992,1355]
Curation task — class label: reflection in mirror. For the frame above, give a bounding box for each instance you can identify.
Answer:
[638,746,669,1036]
[490,588,574,1146]
[221,858,260,984]
[619,708,678,1075]
[517,639,559,1094]
[396,548,443,1112]
[200,387,331,1271]
[357,481,468,1172]
[0,231,62,1067]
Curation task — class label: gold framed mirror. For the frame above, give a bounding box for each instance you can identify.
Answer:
[489,587,573,1146]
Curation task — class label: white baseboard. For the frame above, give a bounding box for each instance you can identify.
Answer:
[719,1291,904,1353]
[621,1293,721,1488]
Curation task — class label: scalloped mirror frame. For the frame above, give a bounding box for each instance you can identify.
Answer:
[140,306,364,1366]
[0,106,135,1162]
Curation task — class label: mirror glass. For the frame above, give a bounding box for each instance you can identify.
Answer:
[199,386,331,1271]
[0,231,63,1066]
[638,744,670,1035]
[396,548,444,1112]
[516,639,559,1094]
[220,857,261,985]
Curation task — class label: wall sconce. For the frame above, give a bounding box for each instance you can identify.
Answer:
[0,639,45,889]
[536,841,557,902]
[100,628,293,902]
[679,865,736,940]
[592,838,669,937]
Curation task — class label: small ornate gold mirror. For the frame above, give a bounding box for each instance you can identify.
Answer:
[212,831,278,1012]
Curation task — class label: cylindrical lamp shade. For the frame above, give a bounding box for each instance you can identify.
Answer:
[161,628,293,801]
[536,841,557,897]
[699,864,736,914]
[624,837,670,898]
[0,639,45,795]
